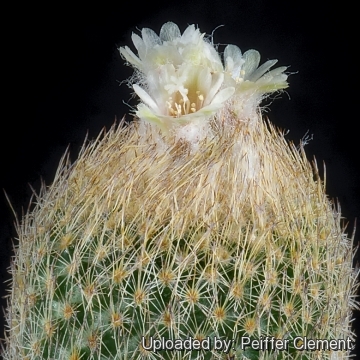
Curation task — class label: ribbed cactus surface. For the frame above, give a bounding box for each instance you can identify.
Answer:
[3,22,358,360]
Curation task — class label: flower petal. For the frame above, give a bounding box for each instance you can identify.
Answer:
[211,87,235,104]
[133,84,160,113]
[224,44,243,72]
[141,28,161,47]
[261,66,288,78]
[204,72,224,106]
[131,33,144,51]
[160,22,181,42]
[119,46,142,69]
[242,50,261,78]
[197,68,212,95]
[247,59,278,82]
[136,103,167,130]
[181,24,198,43]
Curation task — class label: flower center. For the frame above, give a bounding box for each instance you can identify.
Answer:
[166,90,205,117]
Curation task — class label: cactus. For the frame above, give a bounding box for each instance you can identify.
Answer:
[3,22,358,360]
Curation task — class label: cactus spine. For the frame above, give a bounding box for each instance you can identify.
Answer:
[3,22,358,360]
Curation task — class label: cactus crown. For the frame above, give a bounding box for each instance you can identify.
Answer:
[2,22,358,360]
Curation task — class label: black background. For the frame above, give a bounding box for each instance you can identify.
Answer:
[1,0,359,356]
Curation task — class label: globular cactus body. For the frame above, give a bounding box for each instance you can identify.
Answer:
[3,22,358,360]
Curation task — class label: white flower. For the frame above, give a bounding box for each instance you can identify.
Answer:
[120,22,234,133]
[222,44,288,118]
[223,45,288,94]
[119,22,289,134]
